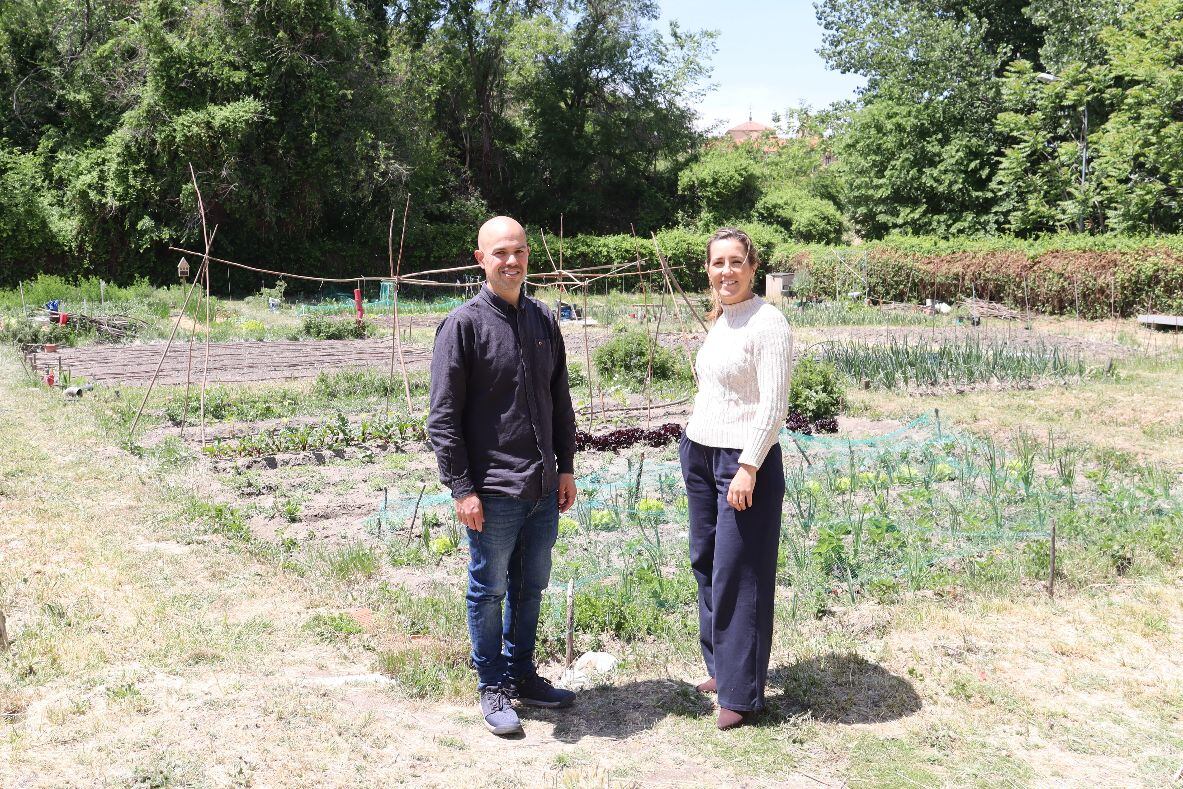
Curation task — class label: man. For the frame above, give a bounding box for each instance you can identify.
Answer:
[427,216,579,736]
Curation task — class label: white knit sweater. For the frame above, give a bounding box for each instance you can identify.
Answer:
[685,295,793,468]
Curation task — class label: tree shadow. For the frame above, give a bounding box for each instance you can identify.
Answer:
[531,653,918,741]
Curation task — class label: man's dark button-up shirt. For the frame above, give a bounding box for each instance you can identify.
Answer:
[427,286,577,500]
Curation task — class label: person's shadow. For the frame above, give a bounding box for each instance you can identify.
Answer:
[530,652,920,741]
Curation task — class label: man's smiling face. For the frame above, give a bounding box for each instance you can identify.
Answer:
[475,217,529,302]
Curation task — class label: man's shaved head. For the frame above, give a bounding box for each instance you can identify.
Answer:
[474,216,529,306]
[477,216,526,252]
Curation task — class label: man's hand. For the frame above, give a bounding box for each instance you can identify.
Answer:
[558,473,577,513]
[455,493,485,532]
[726,464,758,511]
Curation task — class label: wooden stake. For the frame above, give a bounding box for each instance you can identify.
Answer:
[0,608,9,652]
[18,281,26,316]
[405,483,427,546]
[128,259,207,440]
[565,578,575,669]
[200,248,212,446]
[650,233,707,333]
[632,225,659,430]
[180,311,197,437]
[1048,519,1057,599]
[387,194,414,416]
[581,282,595,430]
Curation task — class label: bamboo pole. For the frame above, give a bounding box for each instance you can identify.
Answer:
[387,194,413,416]
[200,241,212,446]
[565,578,575,669]
[167,247,481,284]
[650,233,707,333]
[179,284,198,437]
[632,225,659,429]
[128,259,207,440]
[1048,519,1057,599]
[188,164,215,447]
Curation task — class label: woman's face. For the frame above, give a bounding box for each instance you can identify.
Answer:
[707,238,755,305]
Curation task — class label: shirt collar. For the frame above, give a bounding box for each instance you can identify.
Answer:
[479,283,525,315]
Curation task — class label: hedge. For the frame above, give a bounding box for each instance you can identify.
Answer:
[778,236,1183,318]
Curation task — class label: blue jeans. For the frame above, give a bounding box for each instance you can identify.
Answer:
[466,492,559,688]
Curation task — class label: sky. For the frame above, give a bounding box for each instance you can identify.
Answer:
[657,0,866,132]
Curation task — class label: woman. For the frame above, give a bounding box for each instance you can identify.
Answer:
[679,227,793,730]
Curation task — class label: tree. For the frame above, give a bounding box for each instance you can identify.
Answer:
[1091,0,1183,233]
[817,0,1011,237]
[991,59,1106,234]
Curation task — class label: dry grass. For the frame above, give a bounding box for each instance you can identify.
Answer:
[847,353,1183,470]
[2,349,1182,787]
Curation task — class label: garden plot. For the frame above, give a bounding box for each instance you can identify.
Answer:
[6,326,1183,785]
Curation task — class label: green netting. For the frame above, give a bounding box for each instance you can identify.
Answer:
[363,412,1181,603]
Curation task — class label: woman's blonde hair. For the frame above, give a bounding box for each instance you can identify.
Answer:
[705,227,761,321]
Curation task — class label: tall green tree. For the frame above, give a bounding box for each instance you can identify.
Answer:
[1091,0,1183,233]
[516,0,711,231]
[818,0,1010,236]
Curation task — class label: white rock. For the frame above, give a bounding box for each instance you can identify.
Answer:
[573,651,617,673]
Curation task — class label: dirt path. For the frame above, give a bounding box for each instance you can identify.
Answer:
[50,338,437,386]
[47,315,1135,388]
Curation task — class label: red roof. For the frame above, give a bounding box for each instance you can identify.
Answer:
[726,120,775,144]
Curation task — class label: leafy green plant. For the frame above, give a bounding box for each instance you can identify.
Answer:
[789,356,844,421]
[305,612,364,642]
[593,330,690,387]
[297,315,369,340]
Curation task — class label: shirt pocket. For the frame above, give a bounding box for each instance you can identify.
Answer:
[531,337,556,383]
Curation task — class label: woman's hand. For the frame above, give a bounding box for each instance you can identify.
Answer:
[727,464,758,511]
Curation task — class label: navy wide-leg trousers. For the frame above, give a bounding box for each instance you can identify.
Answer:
[679,434,784,712]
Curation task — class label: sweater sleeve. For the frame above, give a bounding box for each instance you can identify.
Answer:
[737,312,793,468]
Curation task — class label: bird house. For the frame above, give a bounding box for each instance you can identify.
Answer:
[178,257,190,281]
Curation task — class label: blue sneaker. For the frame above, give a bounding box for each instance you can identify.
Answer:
[508,674,575,708]
[479,685,522,735]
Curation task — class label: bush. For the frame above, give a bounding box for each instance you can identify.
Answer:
[789,356,844,422]
[0,316,82,347]
[754,188,844,244]
[593,330,690,387]
[312,368,428,400]
[297,315,369,340]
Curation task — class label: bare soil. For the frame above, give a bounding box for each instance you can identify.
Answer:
[49,315,1135,387]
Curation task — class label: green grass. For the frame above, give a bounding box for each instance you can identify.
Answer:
[783,299,938,327]
[305,612,364,642]
[319,544,380,581]
[375,640,472,699]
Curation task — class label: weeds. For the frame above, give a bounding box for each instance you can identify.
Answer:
[305,612,364,642]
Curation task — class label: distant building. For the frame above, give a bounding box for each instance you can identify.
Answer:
[725,120,776,144]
